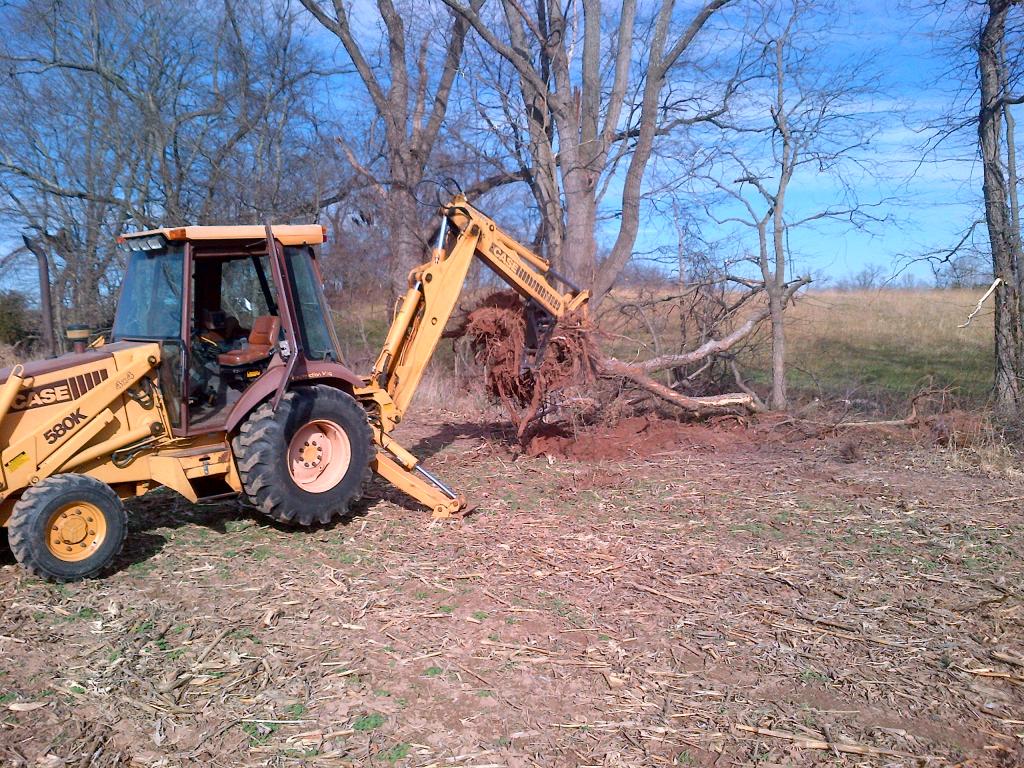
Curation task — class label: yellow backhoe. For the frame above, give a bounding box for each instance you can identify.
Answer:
[0,195,588,581]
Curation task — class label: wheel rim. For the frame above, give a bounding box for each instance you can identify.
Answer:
[287,420,351,493]
[46,502,107,562]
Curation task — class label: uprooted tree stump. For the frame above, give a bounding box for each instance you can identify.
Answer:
[454,292,761,438]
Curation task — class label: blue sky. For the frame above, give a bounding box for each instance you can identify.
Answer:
[674,0,986,285]
[445,0,988,286]
[342,0,988,287]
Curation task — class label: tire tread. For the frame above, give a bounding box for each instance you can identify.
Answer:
[8,474,127,582]
[233,387,372,527]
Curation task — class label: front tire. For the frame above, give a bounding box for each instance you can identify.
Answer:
[233,386,373,526]
[8,475,127,582]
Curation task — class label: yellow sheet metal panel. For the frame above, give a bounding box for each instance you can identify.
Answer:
[0,344,168,504]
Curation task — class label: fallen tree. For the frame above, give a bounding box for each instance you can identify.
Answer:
[598,357,760,416]
[456,288,808,436]
[626,276,811,374]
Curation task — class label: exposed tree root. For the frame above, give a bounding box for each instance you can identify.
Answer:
[457,292,760,438]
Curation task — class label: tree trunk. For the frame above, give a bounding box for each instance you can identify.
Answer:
[561,173,598,285]
[445,0,727,305]
[979,0,1024,420]
[768,290,787,410]
[386,183,423,294]
[1010,105,1024,300]
[22,235,55,356]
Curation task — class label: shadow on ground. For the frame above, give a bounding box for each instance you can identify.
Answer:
[109,487,376,577]
[406,419,518,461]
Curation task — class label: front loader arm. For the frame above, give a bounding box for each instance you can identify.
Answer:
[356,194,589,518]
[0,353,166,499]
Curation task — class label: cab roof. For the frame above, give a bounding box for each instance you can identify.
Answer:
[121,224,325,246]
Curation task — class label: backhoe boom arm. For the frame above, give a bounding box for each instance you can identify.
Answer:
[368,195,588,422]
[355,194,589,518]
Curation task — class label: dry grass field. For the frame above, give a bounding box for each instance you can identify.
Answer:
[580,287,994,414]
[336,287,996,413]
[781,290,994,406]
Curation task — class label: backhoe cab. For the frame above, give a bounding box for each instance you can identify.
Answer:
[0,196,587,581]
[113,223,353,433]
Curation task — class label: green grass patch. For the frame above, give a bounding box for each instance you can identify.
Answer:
[242,721,280,746]
[378,742,411,762]
[230,629,262,644]
[799,669,830,685]
[128,561,157,576]
[62,607,100,622]
[352,713,386,731]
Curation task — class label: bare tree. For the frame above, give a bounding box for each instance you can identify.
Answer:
[0,0,335,335]
[697,0,882,409]
[977,0,1024,419]
[908,0,1024,421]
[298,0,483,292]
[439,0,733,304]
[835,263,888,291]
[931,246,993,287]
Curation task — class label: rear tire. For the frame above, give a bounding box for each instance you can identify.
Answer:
[8,475,127,582]
[233,386,373,526]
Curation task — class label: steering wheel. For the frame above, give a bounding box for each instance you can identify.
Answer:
[191,332,225,360]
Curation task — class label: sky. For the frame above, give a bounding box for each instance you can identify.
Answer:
[377,0,991,286]
[339,0,992,288]
[672,0,987,286]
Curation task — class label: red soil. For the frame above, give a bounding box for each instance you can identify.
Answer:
[526,415,752,460]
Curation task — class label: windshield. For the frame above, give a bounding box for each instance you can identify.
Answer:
[112,244,185,340]
[284,246,340,361]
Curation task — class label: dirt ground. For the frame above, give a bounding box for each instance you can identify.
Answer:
[0,410,1022,767]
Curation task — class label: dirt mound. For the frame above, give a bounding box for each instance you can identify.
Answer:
[460,291,597,436]
[526,415,752,460]
[921,408,990,447]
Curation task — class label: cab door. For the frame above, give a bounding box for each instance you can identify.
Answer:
[111,241,188,431]
[185,248,281,432]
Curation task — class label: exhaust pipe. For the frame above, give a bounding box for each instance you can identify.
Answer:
[66,325,91,354]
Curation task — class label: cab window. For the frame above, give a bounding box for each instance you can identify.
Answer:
[112,244,185,340]
[284,246,340,361]
[221,256,277,329]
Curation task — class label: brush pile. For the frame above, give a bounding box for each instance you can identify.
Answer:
[456,292,759,440]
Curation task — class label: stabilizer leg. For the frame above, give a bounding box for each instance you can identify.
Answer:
[371,446,465,520]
